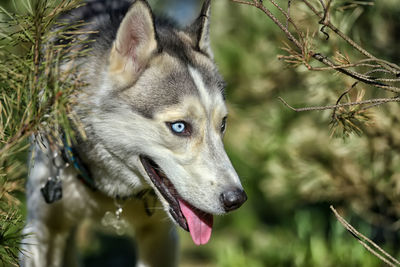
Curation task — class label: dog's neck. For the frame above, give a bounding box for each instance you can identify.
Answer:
[62,139,157,208]
[62,141,97,191]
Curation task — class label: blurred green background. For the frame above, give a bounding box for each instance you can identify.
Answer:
[2,0,400,266]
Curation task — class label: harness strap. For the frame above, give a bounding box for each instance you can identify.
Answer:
[60,139,158,217]
[62,139,97,191]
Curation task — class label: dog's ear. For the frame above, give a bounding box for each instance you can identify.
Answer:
[109,0,158,87]
[186,0,212,58]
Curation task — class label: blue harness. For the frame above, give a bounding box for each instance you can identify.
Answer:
[63,140,97,191]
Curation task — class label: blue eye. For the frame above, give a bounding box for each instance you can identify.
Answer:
[167,121,191,136]
[171,122,185,133]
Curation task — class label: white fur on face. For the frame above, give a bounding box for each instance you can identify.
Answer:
[140,66,242,215]
[81,53,241,214]
[188,66,213,113]
[187,65,226,116]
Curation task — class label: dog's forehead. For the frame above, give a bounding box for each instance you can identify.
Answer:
[157,28,226,98]
[123,50,226,118]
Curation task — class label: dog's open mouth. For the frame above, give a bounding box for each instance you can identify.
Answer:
[139,156,213,245]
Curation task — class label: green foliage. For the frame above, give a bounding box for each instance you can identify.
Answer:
[178,1,400,266]
[0,0,87,152]
[0,212,26,267]
[0,0,88,265]
[1,0,400,266]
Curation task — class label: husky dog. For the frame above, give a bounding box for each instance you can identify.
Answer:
[20,0,247,266]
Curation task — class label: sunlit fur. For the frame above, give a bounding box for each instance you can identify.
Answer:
[20,1,245,266]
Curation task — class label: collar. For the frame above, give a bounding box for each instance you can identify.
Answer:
[62,141,158,216]
[61,139,157,212]
[62,139,97,191]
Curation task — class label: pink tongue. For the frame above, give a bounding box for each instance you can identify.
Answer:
[178,199,213,245]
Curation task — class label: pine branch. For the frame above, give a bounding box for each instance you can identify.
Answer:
[0,1,90,265]
[277,96,400,112]
[231,0,400,137]
[0,211,28,266]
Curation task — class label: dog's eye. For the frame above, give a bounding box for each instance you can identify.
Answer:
[172,122,185,133]
[167,121,191,136]
[221,117,227,133]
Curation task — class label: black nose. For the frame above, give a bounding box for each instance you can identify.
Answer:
[220,188,247,212]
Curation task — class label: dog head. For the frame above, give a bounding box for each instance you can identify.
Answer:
[86,0,247,245]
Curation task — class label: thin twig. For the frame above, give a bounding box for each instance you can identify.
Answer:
[318,0,331,40]
[278,96,400,112]
[277,59,380,71]
[302,0,400,75]
[231,0,257,6]
[286,0,292,30]
[231,0,400,93]
[269,0,302,39]
[332,82,358,119]
[330,206,400,267]
[311,54,400,93]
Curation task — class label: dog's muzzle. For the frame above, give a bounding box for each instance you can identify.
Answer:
[139,156,189,231]
[139,155,247,245]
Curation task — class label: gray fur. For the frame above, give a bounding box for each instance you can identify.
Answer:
[20,1,246,266]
